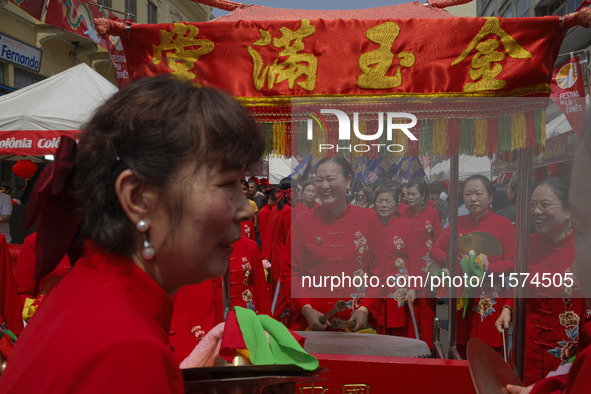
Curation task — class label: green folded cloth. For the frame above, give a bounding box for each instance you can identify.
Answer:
[235,306,319,371]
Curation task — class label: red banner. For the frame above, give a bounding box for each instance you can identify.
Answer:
[551,55,587,137]
[0,131,79,156]
[119,16,566,101]
[9,0,45,21]
[44,1,130,87]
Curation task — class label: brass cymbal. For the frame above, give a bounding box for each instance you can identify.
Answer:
[467,337,523,394]
[458,232,503,257]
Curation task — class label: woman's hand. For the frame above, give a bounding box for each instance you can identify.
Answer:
[495,307,512,334]
[300,305,327,331]
[405,289,416,303]
[504,384,534,394]
[348,306,369,332]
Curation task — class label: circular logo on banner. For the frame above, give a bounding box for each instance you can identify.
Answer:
[556,63,577,90]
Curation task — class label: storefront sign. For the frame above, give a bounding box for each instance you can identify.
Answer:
[0,33,42,72]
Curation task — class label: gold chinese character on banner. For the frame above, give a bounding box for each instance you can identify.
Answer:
[247,19,318,91]
[342,384,370,394]
[299,386,330,394]
[357,22,415,89]
[153,23,214,80]
[452,17,532,92]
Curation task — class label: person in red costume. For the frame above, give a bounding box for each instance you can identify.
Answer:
[0,75,264,394]
[495,178,586,386]
[399,179,442,348]
[289,157,386,332]
[258,187,276,252]
[500,110,591,394]
[169,235,270,363]
[264,178,293,324]
[431,175,516,356]
[293,180,319,217]
[14,232,73,320]
[372,185,423,342]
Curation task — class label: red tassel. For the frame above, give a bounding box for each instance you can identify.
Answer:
[487,117,499,157]
[525,111,536,148]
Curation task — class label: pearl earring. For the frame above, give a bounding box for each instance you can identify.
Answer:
[136,220,155,260]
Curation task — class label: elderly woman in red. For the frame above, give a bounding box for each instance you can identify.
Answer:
[372,185,423,341]
[495,178,586,386]
[431,174,516,356]
[399,179,441,347]
[0,76,264,393]
[289,157,386,332]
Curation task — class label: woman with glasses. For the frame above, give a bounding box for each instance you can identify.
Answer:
[431,174,516,357]
[495,178,586,386]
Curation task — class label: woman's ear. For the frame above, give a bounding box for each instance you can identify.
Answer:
[115,169,159,225]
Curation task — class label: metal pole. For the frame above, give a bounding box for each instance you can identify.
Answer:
[447,154,460,359]
[514,147,532,379]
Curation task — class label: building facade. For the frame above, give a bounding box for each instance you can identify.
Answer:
[0,0,212,92]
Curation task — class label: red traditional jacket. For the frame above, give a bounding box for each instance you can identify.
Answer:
[530,316,591,394]
[400,204,443,277]
[169,235,270,362]
[431,209,516,348]
[0,242,184,394]
[380,215,418,329]
[0,234,22,336]
[289,204,386,331]
[14,232,72,309]
[258,203,272,250]
[292,202,320,218]
[505,231,586,386]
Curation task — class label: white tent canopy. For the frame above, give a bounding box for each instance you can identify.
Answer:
[0,63,117,131]
[426,155,492,181]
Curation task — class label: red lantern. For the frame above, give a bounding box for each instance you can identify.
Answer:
[260,178,270,187]
[12,160,38,180]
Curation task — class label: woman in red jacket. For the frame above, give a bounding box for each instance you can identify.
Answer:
[399,179,442,347]
[290,157,386,332]
[495,178,586,386]
[431,174,516,356]
[373,185,423,342]
[0,76,264,394]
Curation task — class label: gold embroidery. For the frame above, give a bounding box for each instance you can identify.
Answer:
[152,23,214,81]
[247,19,318,91]
[357,22,415,89]
[452,17,532,92]
[342,384,370,394]
[299,386,329,394]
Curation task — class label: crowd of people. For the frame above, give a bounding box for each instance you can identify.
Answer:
[0,75,588,393]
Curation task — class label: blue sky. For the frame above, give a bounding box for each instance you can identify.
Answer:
[211,0,410,18]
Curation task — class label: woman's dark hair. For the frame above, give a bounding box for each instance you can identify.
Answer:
[262,187,277,206]
[407,179,429,206]
[315,157,353,178]
[277,177,293,211]
[464,175,494,198]
[373,185,402,209]
[536,177,570,209]
[73,75,264,255]
[492,184,509,213]
[242,180,249,190]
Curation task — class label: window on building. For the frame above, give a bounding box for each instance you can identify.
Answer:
[13,67,45,89]
[125,0,137,20]
[97,0,112,8]
[0,64,4,86]
[148,1,158,24]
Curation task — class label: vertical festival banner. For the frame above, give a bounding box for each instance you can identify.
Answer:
[550,54,587,137]
[44,0,130,87]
